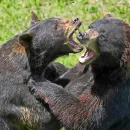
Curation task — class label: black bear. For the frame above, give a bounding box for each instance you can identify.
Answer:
[0,11,82,130]
[28,15,130,130]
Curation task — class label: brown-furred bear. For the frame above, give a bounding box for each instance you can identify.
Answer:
[28,15,130,130]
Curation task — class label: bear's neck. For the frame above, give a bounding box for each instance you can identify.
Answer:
[88,65,130,97]
[29,50,58,77]
[92,65,129,85]
[1,34,30,73]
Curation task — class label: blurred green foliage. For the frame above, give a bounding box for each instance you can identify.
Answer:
[0,0,130,66]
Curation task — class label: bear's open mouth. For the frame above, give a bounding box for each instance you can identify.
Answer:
[79,48,95,64]
[68,19,83,52]
[77,29,99,64]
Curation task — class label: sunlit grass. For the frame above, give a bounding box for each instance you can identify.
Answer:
[0,0,130,66]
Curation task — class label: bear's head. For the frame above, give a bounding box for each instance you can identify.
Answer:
[19,11,83,75]
[77,15,130,70]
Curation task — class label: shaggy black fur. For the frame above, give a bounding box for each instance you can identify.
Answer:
[28,15,130,130]
[0,11,81,130]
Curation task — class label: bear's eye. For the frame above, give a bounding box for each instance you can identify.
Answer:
[53,23,58,30]
[100,28,105,33]
[99,33,108,44]
[88,25,94,29]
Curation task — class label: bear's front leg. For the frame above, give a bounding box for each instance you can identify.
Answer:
[27,78,88,130]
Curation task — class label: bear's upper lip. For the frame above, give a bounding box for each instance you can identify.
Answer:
[67,19,83,53]
[77,29,99,64]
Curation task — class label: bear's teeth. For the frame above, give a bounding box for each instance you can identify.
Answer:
[79,49,94,64]
[81,50,88,58]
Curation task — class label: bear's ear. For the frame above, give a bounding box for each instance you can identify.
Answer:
[30,11,40,27]
[19,33,33,49]
[103,14,112,18]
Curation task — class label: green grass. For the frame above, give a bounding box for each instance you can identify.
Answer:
[1,0,130,66]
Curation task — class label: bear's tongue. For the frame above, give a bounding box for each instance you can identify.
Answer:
[79,49,94,64]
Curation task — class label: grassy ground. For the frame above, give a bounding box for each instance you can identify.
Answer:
[0,0,130,66]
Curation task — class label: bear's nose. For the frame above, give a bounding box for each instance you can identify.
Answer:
[73,18,79,23]
[77,31,89,40]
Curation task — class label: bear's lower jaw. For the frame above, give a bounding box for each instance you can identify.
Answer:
[79,48,95,64]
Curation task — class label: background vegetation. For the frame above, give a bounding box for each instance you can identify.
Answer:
[0,0,130,67]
